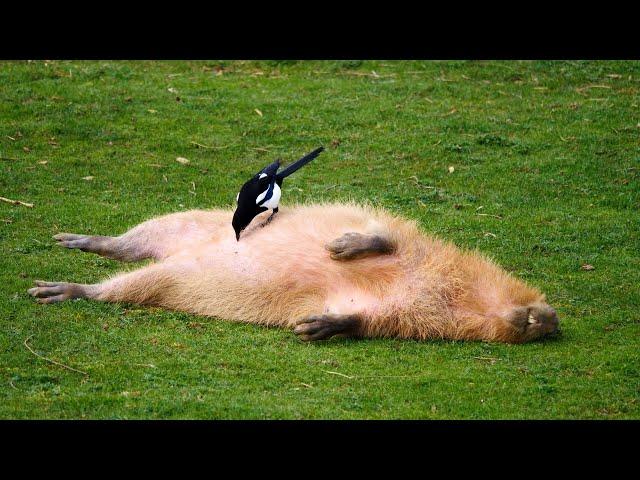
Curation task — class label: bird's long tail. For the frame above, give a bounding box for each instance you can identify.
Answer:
[276,147,324,180]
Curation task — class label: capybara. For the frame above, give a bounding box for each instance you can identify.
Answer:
[28,203,559,343]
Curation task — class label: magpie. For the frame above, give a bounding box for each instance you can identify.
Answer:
[232,146,324,240]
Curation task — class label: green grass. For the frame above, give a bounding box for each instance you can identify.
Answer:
[1,60,638,419]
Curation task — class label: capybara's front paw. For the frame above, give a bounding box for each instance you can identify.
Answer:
[28,281,87,304]
[325,232,364,260]
[325,232,393,260]
[506,303,560,342]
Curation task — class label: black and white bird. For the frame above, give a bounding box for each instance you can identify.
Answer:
[232,146,324,240]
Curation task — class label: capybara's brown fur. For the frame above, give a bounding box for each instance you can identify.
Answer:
[29,203,559,343]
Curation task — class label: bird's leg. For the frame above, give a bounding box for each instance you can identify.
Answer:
[261,207,279,227]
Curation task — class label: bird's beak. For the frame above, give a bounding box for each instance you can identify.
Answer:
[235,230,241,241]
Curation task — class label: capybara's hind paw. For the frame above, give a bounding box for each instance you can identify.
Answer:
[293,314,362,341]
[28,281,87,304]
[507,303,560,341]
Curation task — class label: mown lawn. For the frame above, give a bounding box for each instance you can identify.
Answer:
[1,60,638,419]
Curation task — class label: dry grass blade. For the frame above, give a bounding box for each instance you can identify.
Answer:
[190,141,234,150]
[473,356,499,362]
[355,373,426,379]
[408,175,435,189]
[322,370,354,379]
[24,335,88,376]
[340,71,395,79]
[576,84,612,96]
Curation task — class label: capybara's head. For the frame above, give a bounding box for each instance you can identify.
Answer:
[503,301,560,343]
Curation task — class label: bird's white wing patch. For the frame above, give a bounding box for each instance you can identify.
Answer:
[262,183,281,209]
[256,188,268,205]
[236,192,239,203]
[259,173,267,179]
[255,182,281,209]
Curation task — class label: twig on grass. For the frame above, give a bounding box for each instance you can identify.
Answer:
[23,335,88,376]
[0,196,34,208]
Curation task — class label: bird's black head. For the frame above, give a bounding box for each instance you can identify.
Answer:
[232,201,267,240]
[232,163,278,240]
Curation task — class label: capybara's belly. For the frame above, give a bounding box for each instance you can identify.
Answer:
[164,205,404,318]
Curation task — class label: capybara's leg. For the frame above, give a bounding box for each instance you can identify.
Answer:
[28,264,179,306]
[28,280,96,304]
[53,211,226,262]
[53,233,144,261]
[293,314,363,341]
[325,232,395,261]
